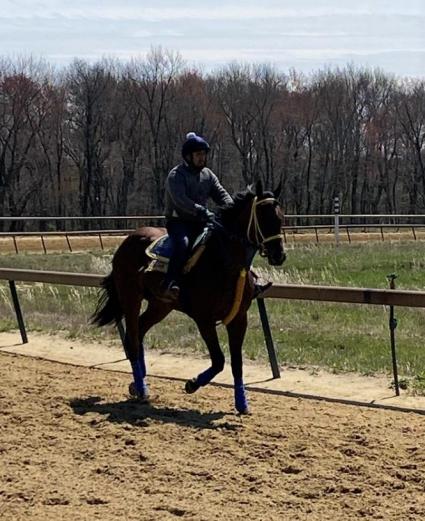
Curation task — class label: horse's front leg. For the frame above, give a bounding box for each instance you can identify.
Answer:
[185,321,225,394]
[226,312,249,414]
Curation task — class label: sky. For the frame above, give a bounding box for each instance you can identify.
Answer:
[1,0,424,78]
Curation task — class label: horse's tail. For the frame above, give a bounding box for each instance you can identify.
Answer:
[91,273,123,327]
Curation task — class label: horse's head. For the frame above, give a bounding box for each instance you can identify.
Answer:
[219,180,286,266]
[246,180,286,266]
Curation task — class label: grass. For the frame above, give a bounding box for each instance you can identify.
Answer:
[1,242,425,391]
[257,241,425,289]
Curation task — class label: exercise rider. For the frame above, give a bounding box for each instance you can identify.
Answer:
[161,132,233,301]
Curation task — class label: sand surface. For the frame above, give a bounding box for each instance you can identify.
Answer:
[1,332,425,520]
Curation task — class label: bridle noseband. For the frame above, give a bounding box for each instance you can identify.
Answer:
[247,196,284,256]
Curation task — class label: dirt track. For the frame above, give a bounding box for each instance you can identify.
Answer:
[1,352,424,520]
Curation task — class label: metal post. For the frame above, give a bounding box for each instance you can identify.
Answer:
[40,235,47,254]
[346,227,351,243]
[65,234,73,252]
[334,196,340,247]
[8,280,28,344]
[387,274,400,396]
[257,298,280,379]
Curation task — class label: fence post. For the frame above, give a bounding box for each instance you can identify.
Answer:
[387,273,400,396]
[257,298,280,379]
[334,196,340,246]
[8,280,28,344]
[65,234,73,252]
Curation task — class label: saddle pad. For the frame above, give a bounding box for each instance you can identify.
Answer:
[145,228,211,262]
[144,228,211,275]
[145,234,171,262]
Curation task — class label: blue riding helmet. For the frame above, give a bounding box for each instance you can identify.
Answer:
[182,132,210,158]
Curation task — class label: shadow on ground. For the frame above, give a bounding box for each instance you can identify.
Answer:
[69,396,240,431]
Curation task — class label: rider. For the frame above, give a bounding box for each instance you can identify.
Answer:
[161,132,234,301]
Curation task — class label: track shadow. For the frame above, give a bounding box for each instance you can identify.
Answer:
[0,343,25,349]
[69,396,240,431]
[246,377,276,385]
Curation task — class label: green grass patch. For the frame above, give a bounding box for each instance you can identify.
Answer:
[0,250,113,274]
[1,241,425,391]
[255,241,425,289]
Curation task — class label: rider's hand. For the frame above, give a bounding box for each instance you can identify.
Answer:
[205,209,215,222]
[195,205,215,222]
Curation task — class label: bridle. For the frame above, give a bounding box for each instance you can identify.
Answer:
[246,196,284,257]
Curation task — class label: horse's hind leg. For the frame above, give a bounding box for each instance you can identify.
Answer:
[185,321,225,394]
[123,303,149,400]
[136,299,173,395]
[116,282,148,400]
[121,284,173,401]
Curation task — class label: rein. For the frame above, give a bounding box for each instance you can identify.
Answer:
[217,194,284,326]
[246,196,283,256]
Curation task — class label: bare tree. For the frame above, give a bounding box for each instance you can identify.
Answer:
[128,48,184,212]
[0,58,51,229]
[65,59,115,216]
[396,80,425,210]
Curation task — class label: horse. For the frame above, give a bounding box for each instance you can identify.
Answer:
[92,180,286,414]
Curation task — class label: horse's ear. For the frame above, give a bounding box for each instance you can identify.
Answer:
[255,179,263,197]
[273,180,282,199]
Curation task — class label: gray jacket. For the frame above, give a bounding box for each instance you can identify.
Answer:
[164,163,233,221]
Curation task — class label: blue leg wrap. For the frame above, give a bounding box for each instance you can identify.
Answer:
[234,379,248,413]
[138,343,147,378]
[130,359,148,397]
[196,367,217,387]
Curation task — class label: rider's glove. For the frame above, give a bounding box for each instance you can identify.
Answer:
[205,209,215,222]
[195,205,215,222]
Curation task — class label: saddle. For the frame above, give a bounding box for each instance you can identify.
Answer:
[144,227,212,275]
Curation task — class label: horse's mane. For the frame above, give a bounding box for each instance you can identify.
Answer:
[218,188,254,225]
[218,187,276,227]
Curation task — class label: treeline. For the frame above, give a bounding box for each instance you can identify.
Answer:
[0,50,424,230]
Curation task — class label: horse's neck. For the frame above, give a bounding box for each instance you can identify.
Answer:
[216,204,256,269]
[213,226,256,272]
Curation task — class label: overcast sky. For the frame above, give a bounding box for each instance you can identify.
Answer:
[1,0,424,77]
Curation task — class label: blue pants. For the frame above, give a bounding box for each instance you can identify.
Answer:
[165,220,204,285]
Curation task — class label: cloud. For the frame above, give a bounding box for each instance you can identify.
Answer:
[0,1,424,77]
[1,1,424,21]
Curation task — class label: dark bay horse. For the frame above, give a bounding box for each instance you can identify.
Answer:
[92,180,286,414]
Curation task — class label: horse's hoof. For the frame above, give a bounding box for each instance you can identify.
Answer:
[128,382,149,402]
[237,406,250,415]
[185,378,200,394]
[129,381,137,396]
